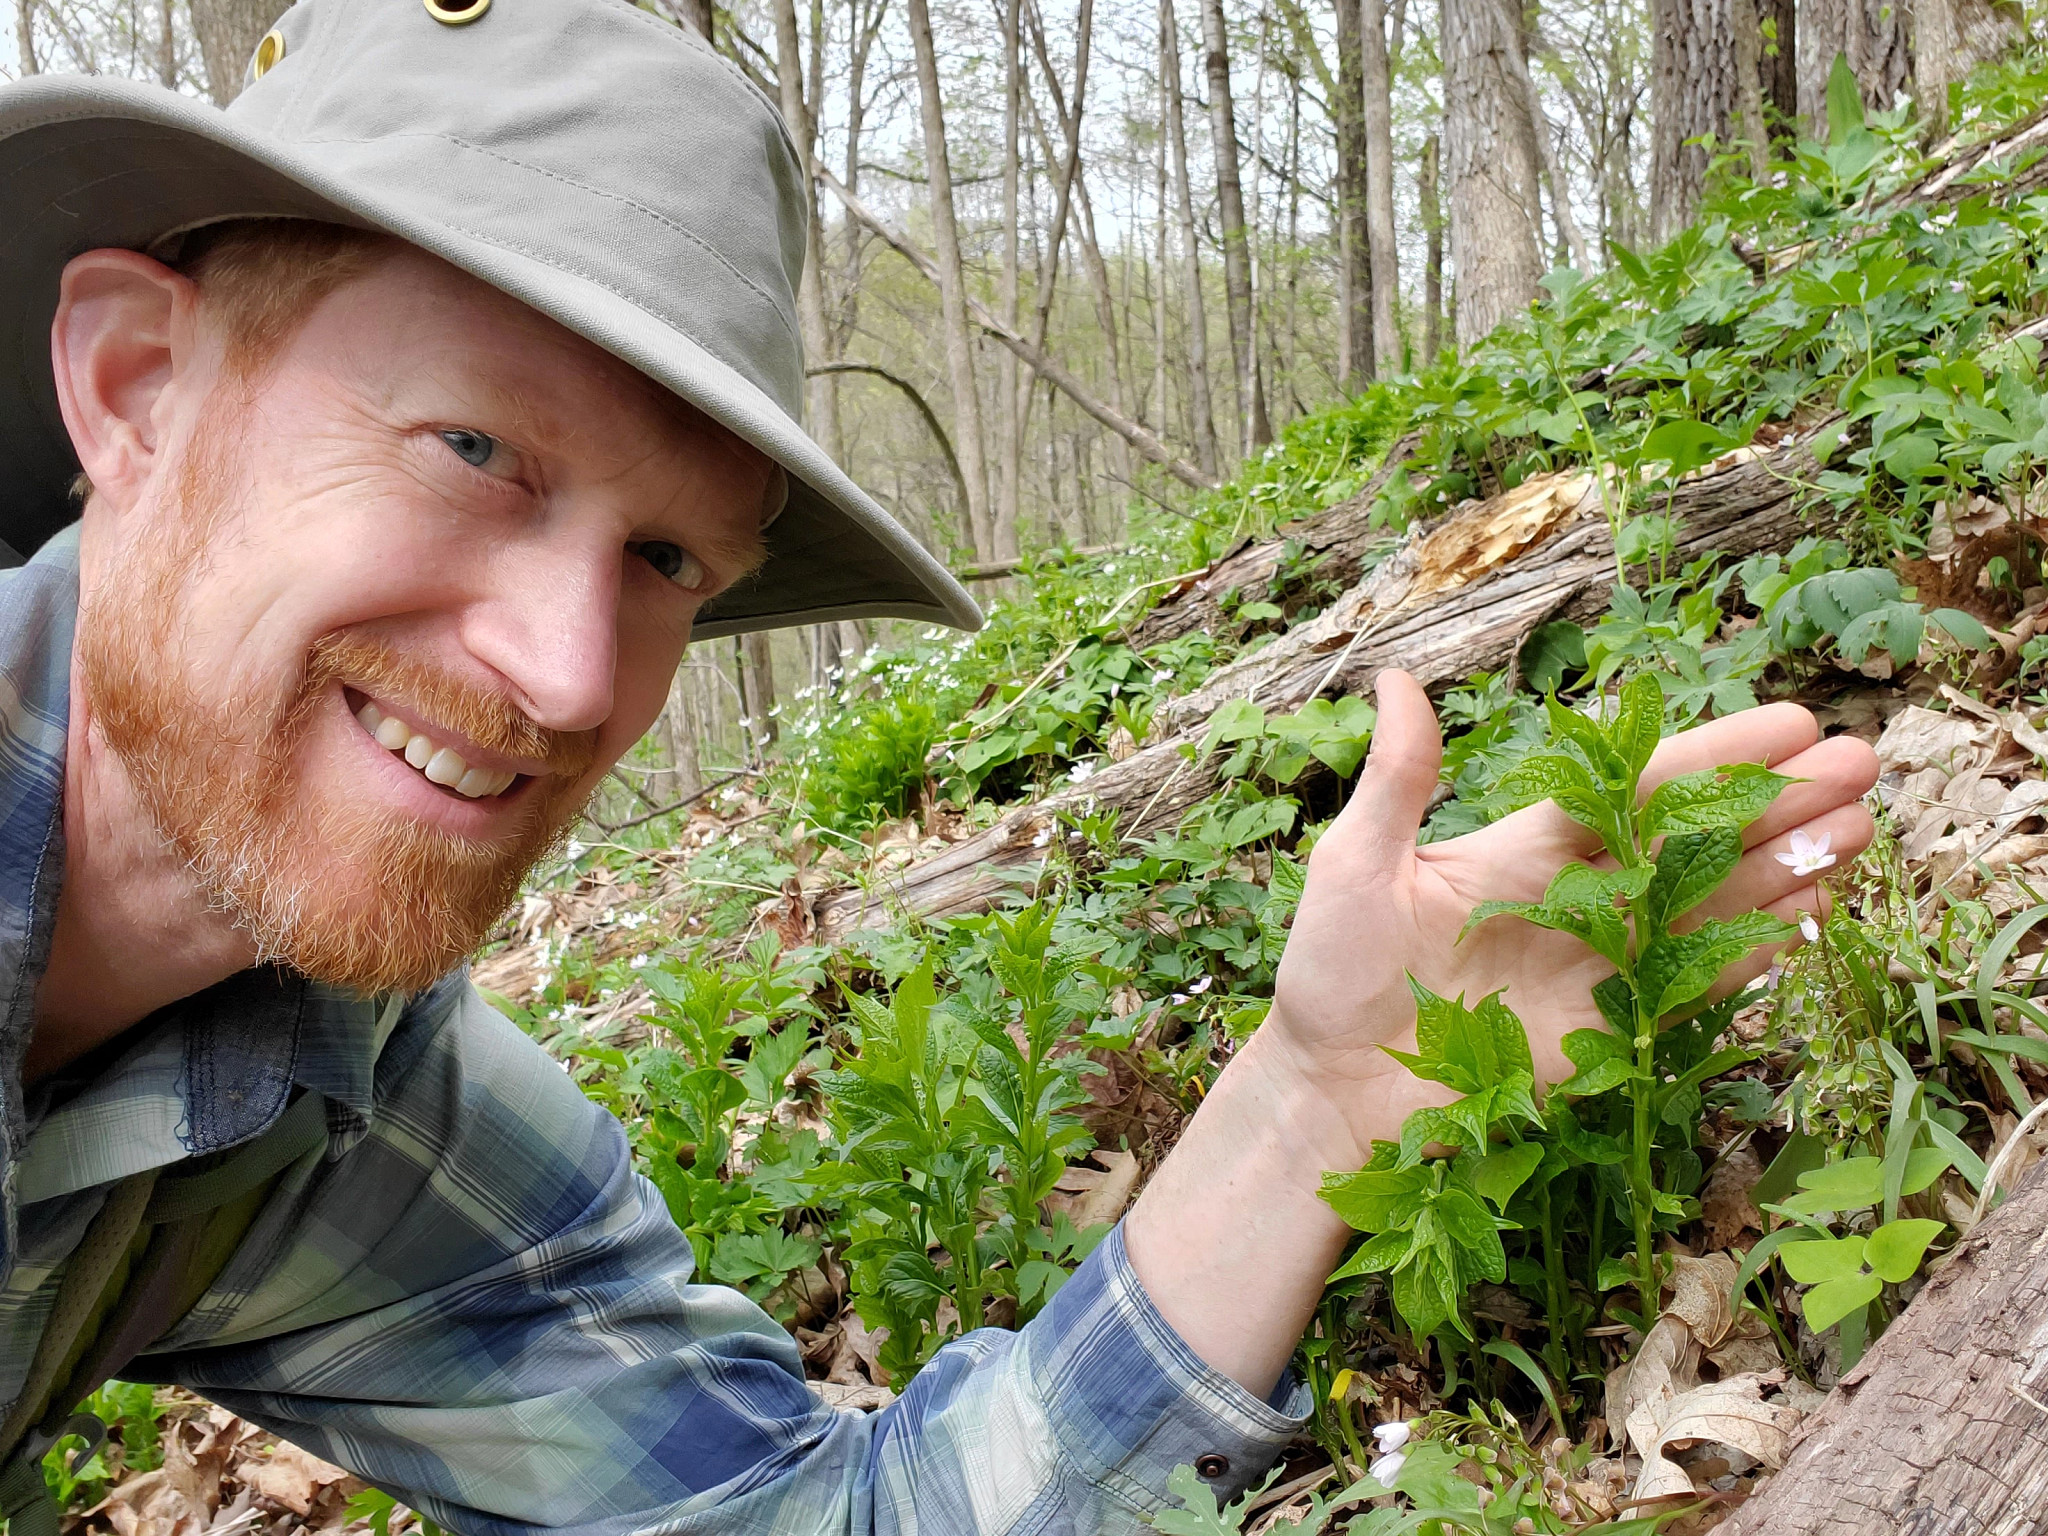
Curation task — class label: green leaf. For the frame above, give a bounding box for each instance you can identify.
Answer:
[1865,1218,1945,1283]
[1556,1028,1638,1096]
[1520,621,1587,694]
[1320,1164,1432,1233]
[1468,1141,1546,1210]
[1642,763,1792,839]
[1642,417,1738,480]
[1779,1233,1868,1283]
[1200,698,1267,755]
[1638,911,1793,1017]
[1487,752,1627,853]
[1801,1271,1883,1333]
[1929,607,1992,649]
[1328,1226,1417,1281]
[1644,827,1743,929]
[1611,671,1665,785]
[1787,1155,1887,1213]
[1826,53,1865,145]
[1545,696,1631,787]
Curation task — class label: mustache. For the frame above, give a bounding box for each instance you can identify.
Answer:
[306,632,598,778]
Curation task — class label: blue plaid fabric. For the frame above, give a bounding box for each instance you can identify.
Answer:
[0,526,1308,1534]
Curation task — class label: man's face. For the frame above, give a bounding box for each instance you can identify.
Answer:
[75,243,773,994]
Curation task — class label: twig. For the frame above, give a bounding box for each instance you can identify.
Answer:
[587,769,758,837]
[1970,1094,2048,1227]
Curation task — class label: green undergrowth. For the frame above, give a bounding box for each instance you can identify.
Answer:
[469,50,2048,1536]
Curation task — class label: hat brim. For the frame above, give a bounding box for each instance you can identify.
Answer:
[0,75,981,639]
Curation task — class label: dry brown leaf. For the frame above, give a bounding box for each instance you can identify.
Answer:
[233,1442,358,1518]
[1625,1374,1803,1509]
[1611,1314,1702,1454]
[1874,705,1996,776]
[813,1380,896,1412]
[1699,1147,1764,1251]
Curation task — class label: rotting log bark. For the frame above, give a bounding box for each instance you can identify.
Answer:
[815,432,1826,939]
[1721,1154,2048,1536]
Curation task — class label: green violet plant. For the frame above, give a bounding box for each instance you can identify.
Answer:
[1325,673,1796,1341]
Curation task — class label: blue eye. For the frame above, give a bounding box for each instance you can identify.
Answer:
[634,540,707,589]
[440,428,496,467]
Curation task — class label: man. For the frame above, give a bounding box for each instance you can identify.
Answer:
[0,0,1879,1531]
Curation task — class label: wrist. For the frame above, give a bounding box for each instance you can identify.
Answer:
[1235,1004,1446,1172]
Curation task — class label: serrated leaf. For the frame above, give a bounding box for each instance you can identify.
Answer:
[1475,990,1534,1078]
[1328,1226,1416,1281]
[1864,1218,1944,1283]
[1611,671,1665,784]
[1546,696,1631,787]
[1644,827,1743,929]
[1800,1271,1883,1333]
[1642,763,1792,839]
[1638,911,1794,1017]
[1320,1164,1432,1232]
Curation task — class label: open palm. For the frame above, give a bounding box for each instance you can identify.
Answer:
[1268,672,1880,1141]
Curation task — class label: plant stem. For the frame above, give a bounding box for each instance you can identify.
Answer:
[1628,1009,1661,1332]
[1538,1175,1572,1384]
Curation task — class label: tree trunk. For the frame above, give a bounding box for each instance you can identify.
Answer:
[1443,0,1545,347]
[1420,132,1444,365]
[772,0,841,466]
[1199,0,1273,451]
[15,0,33,76]
[1161,0,1222,478]
[675,0,714,42]
[997,0,1023,559]
[818,433,1825,938]
[738,632,779,754]
[1507,24,1593,270]
[1759,0,1798,146]
[905,0,997,561]
[1333,0,1373,388]
[662,667,706,802]
[1797,0,1912,126]
[1648,0,1766,240]
[188,0,292,104]
[1360,0,1401,375]
[159,0,176,85]
[1722,1155,2048,1534]
[1915,0,2020,140]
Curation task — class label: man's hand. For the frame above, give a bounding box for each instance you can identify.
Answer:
[1264,670,1881,1155]
[1124,674,1880,1397]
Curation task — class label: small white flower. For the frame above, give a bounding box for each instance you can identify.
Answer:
[1031,827,1053,848]
[1368,1450,1407,1487]
[566,840,586,862]
[1187,975,1214,996]
[1372,1421,1412,1455]
[1069,761,1096,783]
[1775,828,1836,878]
[1800,913,1821,944]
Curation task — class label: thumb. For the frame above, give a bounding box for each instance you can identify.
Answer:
[1336,670,1443,849]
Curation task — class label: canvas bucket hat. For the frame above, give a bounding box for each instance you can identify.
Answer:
[0,0,981,639]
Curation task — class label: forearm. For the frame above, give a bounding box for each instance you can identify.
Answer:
[1122,1014,1440,1397]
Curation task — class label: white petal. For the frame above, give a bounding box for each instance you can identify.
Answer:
[1800,913,1821,942]
[1369,1451,1407,1488]
[1372,1421,1412,1453]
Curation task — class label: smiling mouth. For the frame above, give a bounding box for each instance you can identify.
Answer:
[353,699,523,800]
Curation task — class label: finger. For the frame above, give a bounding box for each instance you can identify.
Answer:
[1705,883,1833,1002]
[1326,671,1442,855]
[1638,701,1821,791]
[1730,735,1881,850]
[1685,801,1875,927]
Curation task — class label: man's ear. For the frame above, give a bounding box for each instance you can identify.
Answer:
[50,249,204,513]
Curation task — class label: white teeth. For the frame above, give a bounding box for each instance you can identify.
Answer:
[355,699,518,799]
[423,747,467,787]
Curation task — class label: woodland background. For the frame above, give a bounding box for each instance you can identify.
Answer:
[12,0,2024,803]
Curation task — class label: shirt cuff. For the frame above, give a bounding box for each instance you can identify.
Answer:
[1027,1221,1312,1515]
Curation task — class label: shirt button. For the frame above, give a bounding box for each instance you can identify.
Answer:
[1194,1453,1230,1479]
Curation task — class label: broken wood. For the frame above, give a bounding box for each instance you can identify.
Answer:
[1721,1153,2048,1535]
[814,432,1828,939]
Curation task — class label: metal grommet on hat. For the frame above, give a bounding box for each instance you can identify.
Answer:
[251,28,285,77]
[423,0,491,23]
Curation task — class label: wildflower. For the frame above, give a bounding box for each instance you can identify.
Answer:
[1775,828,1836,877]
[1031,827,1053,848]
[1800,912,1821,944]
[1186,975,1213,996]
[1368,1448,1407,1487]
[1372,1421,1411,1455]
[566,840,586,862]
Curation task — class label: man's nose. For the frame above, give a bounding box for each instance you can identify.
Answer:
[467,536,619,734]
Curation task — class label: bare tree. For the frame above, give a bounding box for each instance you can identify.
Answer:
[1419,130,1443,364]
[738,633,779,754]
[17,0,36,75]
[1443,0,1544,347]
[1360,0,1400,374]
[997,0,1024,557]
[771,0,841,465]
[1916,0,2020,138]
[1332,0,1373,386]
[905,0,997,559]
[1648,0,1764,239]
[187,0,290,103]
[1161,0,1222,476]
[1199,0,1273,448]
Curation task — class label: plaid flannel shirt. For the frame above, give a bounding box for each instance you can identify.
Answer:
[0,525,1308,1535]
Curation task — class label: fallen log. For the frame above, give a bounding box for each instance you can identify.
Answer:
[815,432,1827,939]
[1721,1155,2048,1536]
